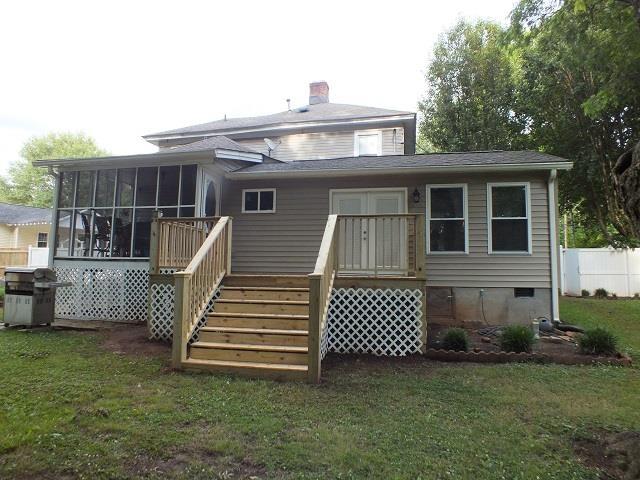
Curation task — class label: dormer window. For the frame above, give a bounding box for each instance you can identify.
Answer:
[354,130,382,156]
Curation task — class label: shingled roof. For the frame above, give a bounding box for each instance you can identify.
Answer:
[0,202,52,225]
[160,135,261,154]
[144,103,415,139]
[228,151,571,177]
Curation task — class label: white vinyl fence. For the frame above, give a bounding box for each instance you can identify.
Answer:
[561,247,640,297]
[27,246,49,267]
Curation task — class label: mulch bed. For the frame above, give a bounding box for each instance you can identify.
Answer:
[427,323,632,367]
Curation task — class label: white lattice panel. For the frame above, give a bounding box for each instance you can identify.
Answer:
[327,288,423,356]
[148,278,220,343]
[320,319,330,360]
[149,282,175,340]
[54,261,149,323]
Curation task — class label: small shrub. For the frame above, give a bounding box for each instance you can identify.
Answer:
[500,325,535,353]
[578,327,618,356]
[611,293,618,300]
[634,293,640,300]
[441,328,469,352]
[594,288,608,298]
[581,289,590,297]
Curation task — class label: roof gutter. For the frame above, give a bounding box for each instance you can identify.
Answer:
[214,149,263,163]
[143,114,417,143]
[32,150,217,169]
[226,161,573,180]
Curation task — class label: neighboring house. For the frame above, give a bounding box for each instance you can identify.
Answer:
[0,202,52,249]
[34,81,571,381]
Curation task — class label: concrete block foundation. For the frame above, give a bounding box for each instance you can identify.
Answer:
[427,287,552,326]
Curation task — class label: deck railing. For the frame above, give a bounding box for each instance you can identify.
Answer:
[336,214,425,277]
[307,214,338,383]
[172,216,232,367]
[149,216,220,273]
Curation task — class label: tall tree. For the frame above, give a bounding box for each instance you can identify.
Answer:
[0,133,108,208]
[512,0,640,245]
[419,1,640,246]
[418,20,528,152]
[611,0,640,238]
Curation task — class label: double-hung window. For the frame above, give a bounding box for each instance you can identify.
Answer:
[426,184,468,253]
[242,189,276,213]
[487,182,531,254]
[354,130,382,156]
[37,232,48,248]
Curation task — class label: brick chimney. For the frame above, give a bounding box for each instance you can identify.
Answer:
[309,81,329,105]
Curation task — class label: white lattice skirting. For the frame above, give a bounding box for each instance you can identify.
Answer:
[54,261,149,323]
[326,288,424,356]
[149,280,220,343]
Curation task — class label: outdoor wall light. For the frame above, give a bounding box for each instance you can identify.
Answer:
[412,187,421,204]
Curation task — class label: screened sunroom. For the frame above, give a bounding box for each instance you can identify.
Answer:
[36,142,263,324]
[54,165,199,259]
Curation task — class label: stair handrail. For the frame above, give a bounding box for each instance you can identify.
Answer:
[307,214,338,383]
[172,216,232,367]
[150,215,220,273]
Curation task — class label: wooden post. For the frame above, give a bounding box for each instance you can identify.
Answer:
[415,215,426,279]
[307,274,321,383]
[226,217,233,275]
[172,272,190,368]
[420,285,428,353]
[149,211,160,275]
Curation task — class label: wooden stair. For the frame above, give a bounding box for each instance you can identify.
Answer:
[186,275,310,380]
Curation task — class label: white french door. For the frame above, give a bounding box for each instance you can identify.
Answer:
[330,189,407,274]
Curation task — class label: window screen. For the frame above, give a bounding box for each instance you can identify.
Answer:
[54,164,198,258]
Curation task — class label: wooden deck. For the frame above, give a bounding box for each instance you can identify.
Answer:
[149,214,426,383]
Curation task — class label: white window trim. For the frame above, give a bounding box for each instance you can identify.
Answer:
[426,184,469,255]
[487,182,532,255]
[242,188,276,214]
[37,232,48,248]
[353,130,383,157]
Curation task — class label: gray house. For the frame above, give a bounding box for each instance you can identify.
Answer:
[35,82,571,381]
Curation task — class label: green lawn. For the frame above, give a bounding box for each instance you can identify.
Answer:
[0,298,639,479]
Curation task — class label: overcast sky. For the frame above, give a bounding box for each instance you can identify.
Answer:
[0,0,516,173]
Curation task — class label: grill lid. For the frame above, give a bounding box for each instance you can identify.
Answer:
[5,267,57,282]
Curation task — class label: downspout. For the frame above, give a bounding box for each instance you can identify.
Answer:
[393,128,397,155]
[47,167,60,268]
[548,169,560,321]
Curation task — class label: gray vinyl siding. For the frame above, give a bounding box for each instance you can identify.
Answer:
[235,128,404,161]
[222,171,552,288]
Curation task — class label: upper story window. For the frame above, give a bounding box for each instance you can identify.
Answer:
[426,185,468,254]
[354,130,382,156]
[487,182,531,254]
[37,232,48,248]
[55,165,197,259]
[242,189,276,213]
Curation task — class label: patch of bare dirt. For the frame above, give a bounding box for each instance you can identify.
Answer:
[321,352,450,377]
[574,430,640,479]
[128,449,271,479]
[100,324,170,359]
